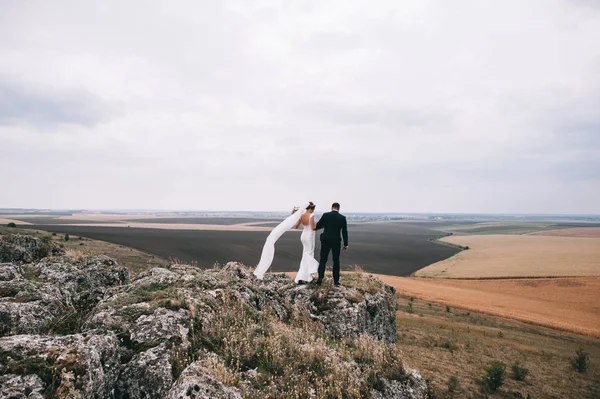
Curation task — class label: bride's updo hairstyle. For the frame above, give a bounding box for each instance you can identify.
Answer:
[306,202,316,211]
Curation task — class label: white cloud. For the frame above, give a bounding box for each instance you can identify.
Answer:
[0,0,599,213]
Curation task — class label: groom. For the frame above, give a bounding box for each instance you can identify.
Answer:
[315,202,349,286]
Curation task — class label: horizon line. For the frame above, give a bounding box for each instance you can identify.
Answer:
[1,207,599,217]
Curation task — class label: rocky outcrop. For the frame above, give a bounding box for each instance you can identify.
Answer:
[0,374,45,399]
[0,333,120,398]
[166,360,242,399]
[0,236,426,398]
[0,255,129,336]
[0,234,63,264]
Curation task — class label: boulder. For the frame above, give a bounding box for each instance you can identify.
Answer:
[0,333,120,398]
[371,370,429,399]
[130,307,190,346]
[115,343,174,399]
[0,374,45,399]
[0,255,129,337]
[166,360,242,399]
[0,235,52,264]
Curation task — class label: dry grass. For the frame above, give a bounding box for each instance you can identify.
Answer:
[395,297,600,398]
[374,275,600,338]
[418,234,600,278]
[188,290,407,399]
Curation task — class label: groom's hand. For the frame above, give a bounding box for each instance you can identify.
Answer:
[343,246,348,253]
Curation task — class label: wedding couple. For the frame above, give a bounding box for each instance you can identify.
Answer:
[253,202,349,286]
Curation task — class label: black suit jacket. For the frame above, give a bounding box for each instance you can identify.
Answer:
[315,211,348,247]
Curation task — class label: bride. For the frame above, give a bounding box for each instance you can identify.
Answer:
[253,202,319,283]
[293,202,319,284]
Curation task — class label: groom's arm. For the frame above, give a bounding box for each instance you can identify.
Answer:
[342,217,348,247]
[315,213,326,230]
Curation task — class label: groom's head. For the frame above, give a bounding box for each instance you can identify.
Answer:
[331,202,340,211]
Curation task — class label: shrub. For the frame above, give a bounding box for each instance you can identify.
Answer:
[482,361,506,391]
[447,375,461,393]
[52,232,57,236]
[511,361,529,381]
[446,305,451,313]
[7,222,16,228]
[39,235,53,258]
[572,347,589,373]
[64,233,70,241]
[588,380,600,398]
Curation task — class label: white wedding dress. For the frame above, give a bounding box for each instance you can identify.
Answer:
[253,204,308,280]
[295,214,319,283]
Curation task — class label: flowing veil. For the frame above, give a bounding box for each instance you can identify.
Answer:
[253,203,309,280]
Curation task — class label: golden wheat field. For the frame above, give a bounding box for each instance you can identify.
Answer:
[528,226,600,238]
[416,234,600,278]
[374,274,600,337]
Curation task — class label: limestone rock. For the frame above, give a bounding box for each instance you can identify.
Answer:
[166,361,242,399]
[115,343,174,399]
[0,255,129,337]
[36,255,129,308]
[0,263,21,281]
[130,307,190,346]
[0,299,65,336]
[0,374,45,399]
[0,333,120,398]
[371,370,429,399]
[0,235,56,264]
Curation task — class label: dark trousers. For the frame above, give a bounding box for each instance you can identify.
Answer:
[318,240,341,283]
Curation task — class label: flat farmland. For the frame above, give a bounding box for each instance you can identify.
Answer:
[2,215,280,228]
[26,221,460,276]
[377,275,600,337]
[416,234,600,278]
[528,226,600,238]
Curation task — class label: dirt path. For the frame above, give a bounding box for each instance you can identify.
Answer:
[373,274,600,337]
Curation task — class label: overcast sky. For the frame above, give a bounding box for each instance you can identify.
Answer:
[1,1,599,213]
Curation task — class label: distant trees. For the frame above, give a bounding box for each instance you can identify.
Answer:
[7,222,16,228]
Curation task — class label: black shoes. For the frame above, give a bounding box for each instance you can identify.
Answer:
[334,282,341,286]
[315,279,323,285]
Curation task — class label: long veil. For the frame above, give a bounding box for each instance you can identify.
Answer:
[253,203,309,280]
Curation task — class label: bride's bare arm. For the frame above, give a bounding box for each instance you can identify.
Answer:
[294,218,302,229]
[310,215,316,230]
